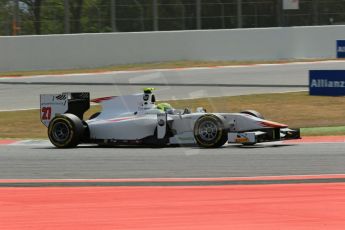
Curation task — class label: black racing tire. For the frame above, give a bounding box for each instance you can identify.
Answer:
[89,112,101,120]
[48,113,84,148]
[240,110,264,119]
[193,114,229,148]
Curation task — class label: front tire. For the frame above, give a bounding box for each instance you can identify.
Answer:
[193,114,229,148]
[48,114,84,148]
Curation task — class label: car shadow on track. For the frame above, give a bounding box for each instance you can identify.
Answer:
[233,143,296,149]
[32,143,297,150]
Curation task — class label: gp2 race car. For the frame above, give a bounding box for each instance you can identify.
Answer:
[40,88,300,148]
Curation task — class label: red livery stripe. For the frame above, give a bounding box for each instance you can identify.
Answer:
[91,96,116,103]
[259,120,288,128]
[108,116,136,122]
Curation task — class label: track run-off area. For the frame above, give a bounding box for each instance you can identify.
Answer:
[1,61,345,229]
[1,178,345,229]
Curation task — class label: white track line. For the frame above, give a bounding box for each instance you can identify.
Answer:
[0,173,345,183]
[0,108,38,112]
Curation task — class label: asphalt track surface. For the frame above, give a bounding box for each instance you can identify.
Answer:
[0,142,344,180]
[1,60,345,110]
[1,62,345,229]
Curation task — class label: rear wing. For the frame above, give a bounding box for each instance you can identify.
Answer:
[40,92,90,127]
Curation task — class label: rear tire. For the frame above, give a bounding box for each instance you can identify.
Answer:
[48,114,84,148]
[193,114,229,148]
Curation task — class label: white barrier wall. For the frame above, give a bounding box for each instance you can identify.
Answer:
[0,25,344,72]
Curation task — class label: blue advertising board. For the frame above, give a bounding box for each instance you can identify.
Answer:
[310,70,345,96]
[337,40,345,58]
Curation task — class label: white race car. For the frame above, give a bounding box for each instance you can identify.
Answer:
[40,88,300,148]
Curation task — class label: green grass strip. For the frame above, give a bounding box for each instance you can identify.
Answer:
[301,126,345,136]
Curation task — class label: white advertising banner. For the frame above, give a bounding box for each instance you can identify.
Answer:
[283,0,299,10]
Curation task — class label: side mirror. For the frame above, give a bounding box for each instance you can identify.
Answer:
[196,107,206,113]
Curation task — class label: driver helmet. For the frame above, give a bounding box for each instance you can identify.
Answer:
[156,102,173,112]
